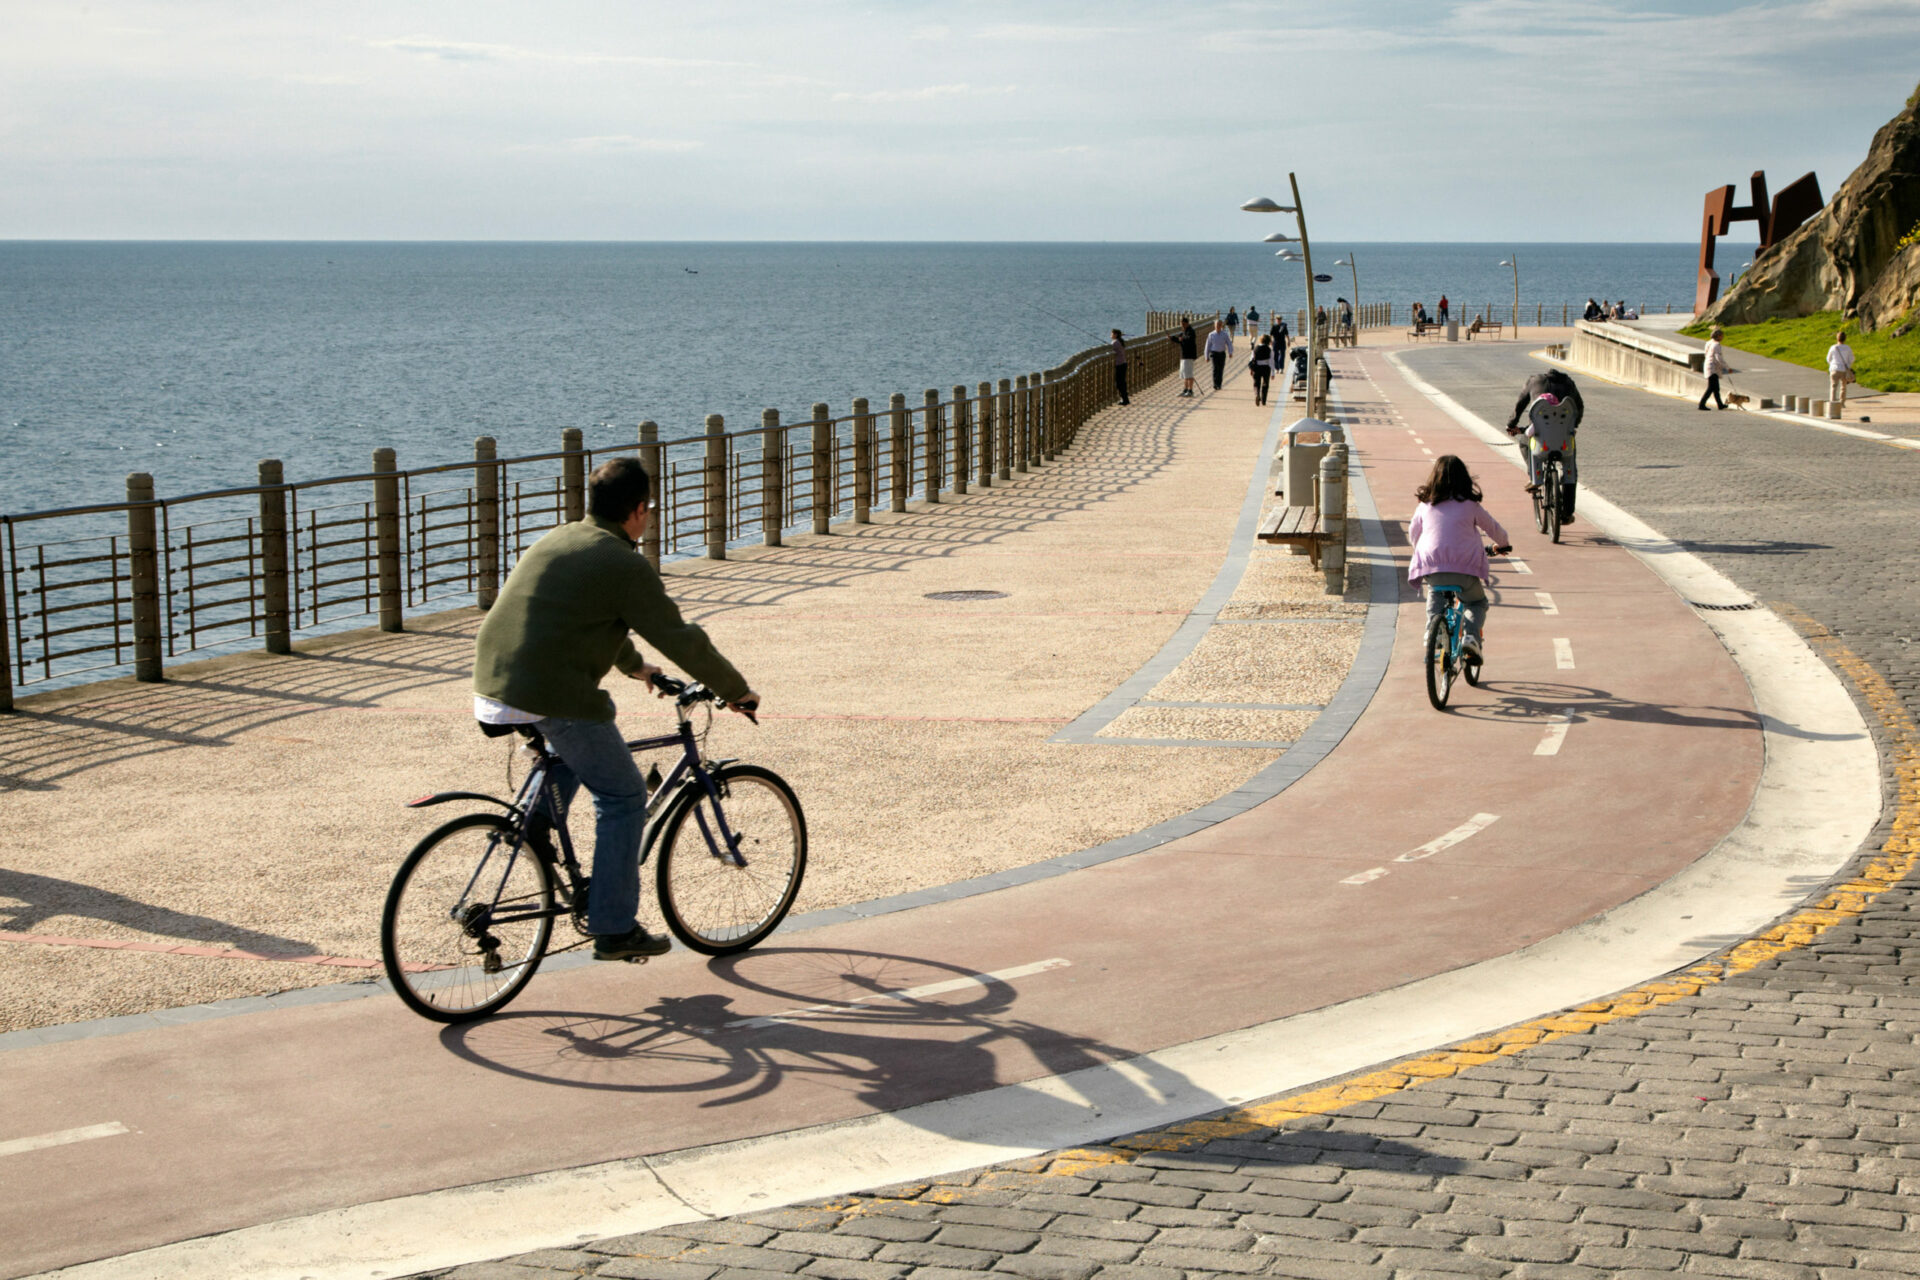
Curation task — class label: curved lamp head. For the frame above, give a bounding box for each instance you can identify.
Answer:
[1333,258,1351,266]
[1240,197,1298,213]
[1263,232,1300,243]
[1499,260,1515,267]
[1276,250,1302,259]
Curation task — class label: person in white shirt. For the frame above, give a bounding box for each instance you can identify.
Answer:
[1699,328,1729,411]
[1827,331,1857,412]
[1204,320,1234,390]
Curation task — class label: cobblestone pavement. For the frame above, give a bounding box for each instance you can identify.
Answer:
[421,347,1920,1280]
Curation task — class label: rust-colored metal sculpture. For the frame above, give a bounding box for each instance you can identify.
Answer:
[1694,169,1823,314]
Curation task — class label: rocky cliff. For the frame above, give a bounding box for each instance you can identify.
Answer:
[1705,83,1920,331]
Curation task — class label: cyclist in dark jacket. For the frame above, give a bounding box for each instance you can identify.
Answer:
[1506,369,1586,516]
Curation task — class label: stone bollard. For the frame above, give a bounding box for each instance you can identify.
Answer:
[127,472,163,680]
[704,414,727,560]
[977,380,995,488]
[812,402,833,533]
[761,408,783,547]
[259,459,291,650]
[952,386,970,495]
[1033,372,1049,462]
[373,448,403,631]
[1319,444,1347,595]
[852,398,872,524]
[1813,399,1828,418]
[1827,400,1842,420]
[638,421,662,567]
[889,393,909,513]
[922,389,942,504]
[989,380,1008,481]
[1006,378,1024,473]
[561,427,585,523]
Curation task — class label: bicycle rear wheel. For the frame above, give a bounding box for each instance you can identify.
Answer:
[1546,460,1563,543]
[657,764,807,955]
[1425,611,1456,710]
[382,813,555,1023]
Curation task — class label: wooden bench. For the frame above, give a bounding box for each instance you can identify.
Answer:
[1258,504,1327,567]
[1466,320,1504,340]
[1406,323,1436,340]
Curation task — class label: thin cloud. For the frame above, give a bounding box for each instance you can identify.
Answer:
[370,37,749,69]
[509,136,706,153]
[971,23,1134,42]
[831,83,1015,104]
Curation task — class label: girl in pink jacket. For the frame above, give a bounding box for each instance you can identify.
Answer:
[1407,455,1510,660]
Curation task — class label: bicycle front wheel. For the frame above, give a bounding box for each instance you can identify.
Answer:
[657,764,807,955]
[1425,614,1455,710]
[382,813,556,1023]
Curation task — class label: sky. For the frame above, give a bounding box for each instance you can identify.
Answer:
[3,0,1917,242]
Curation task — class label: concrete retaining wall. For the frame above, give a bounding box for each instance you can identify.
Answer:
[1567,320,1708,400]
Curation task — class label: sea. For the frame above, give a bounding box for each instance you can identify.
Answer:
[0,242,1698,518]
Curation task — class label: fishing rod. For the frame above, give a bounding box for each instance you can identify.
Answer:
[1127,269,1156,312]
[1026,300,1108,344]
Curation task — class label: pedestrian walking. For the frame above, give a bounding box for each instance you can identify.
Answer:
[1110,328,1130,406]
[1247,305,1260,329]
[1204,319,1233,390]
[1225,306,1240,336]
[1169,319,1199,397]
[1827,329,1856,413]
[1273,316,1289,353]
[1250,336,1274,406]
[1699,327,1729,410]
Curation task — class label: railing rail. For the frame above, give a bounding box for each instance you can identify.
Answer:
[0,309,1215,709]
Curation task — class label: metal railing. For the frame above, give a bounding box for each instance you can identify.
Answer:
[0,310,1214,709]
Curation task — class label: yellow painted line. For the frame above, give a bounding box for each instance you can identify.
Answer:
[845,613,1919,1192]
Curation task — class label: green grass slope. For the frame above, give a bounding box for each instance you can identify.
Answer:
[1681,311,1920,392]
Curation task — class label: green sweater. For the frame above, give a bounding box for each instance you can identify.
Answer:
[473,516,749,722]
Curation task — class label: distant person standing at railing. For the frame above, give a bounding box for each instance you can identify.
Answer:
[1169,319,1200,397]
[1110,328,1131,406]
[1249,336,1275,406]
[1699,327,1729,411]
[1827,330,1855,412]
[1204,319,1234,390]
[1438,295,1450,324]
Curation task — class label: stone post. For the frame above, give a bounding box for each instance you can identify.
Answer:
[986,381,1007,482]
[1032,372,1048,462]
[127,472,163,681]
[951,385,970,495]
[761,408,784,547]
[1016,376,1034,470]
[705,414,727,560]
[561,427,585,524]
[638,421,662,567]
[259,459,291,649]
[852,398,872,524]
[0,539,11,710]
[889,393,909,513]
[373,447,403,632]
[1003,378,1022,474]
[922,389,941,504]
[473,439,499,609]
[1319,444,1348,595]
[976,380,994,488]
[812,402,833,533]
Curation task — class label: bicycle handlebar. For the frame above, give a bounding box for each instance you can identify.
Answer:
[648,672,758,722]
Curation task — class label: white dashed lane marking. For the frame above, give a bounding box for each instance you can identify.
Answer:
[1535,592,1558,615]
[1341,814,1502,885]
[1554,638,1576,669]
[1535,711,1574,756]
[0,1122,129,1160]
[1506,558,1532,575]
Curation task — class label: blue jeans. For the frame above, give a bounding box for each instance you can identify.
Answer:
[538,716,648,936]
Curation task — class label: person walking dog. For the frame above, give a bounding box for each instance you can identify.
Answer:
[1699,327,1729,411]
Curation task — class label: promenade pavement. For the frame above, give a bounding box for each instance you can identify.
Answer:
[2,330,1905,1280]
[409,339,1919,1280]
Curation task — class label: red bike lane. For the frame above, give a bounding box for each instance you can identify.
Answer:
[0,348,1763,1278]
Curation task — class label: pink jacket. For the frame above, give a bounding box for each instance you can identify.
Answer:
[1407,499,1508,582]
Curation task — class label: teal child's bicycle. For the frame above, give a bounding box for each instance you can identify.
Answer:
[1424,546,1510,711]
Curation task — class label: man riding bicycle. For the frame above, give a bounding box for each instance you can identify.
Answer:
[471,456,759,962]
[1505,369,1584,523]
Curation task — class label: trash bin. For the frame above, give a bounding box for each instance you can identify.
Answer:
[1446,320,1460,342]
[1283,417,1344,508]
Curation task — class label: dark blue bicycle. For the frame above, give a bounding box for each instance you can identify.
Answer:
[380,674,806,1023]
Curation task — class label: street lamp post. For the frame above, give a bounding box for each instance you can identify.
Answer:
[1334,255,1360,336]
[1499,254,1520,339]
[1242,173,1322,416]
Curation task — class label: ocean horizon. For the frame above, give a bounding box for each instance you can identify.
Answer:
[2,240,1705,516]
